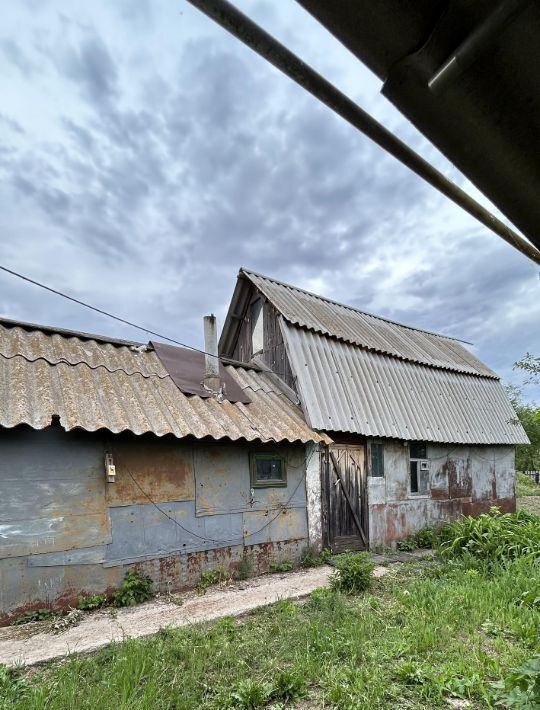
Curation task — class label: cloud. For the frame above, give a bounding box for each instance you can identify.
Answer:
[0,0,538,406]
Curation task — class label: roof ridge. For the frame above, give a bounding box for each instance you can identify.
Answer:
[240,267,471,345]
[0,317,143,348]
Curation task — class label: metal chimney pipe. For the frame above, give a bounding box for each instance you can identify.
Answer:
[203,314,221,392]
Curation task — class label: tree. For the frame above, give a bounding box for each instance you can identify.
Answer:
[506,384,540,471]
[515,353,540,385]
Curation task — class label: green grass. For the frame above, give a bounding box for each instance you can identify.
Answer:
[517,472,540,497]
[2,558,539,709]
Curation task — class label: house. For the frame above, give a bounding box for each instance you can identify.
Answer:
[219,269,529,552]
[0,315,326,624]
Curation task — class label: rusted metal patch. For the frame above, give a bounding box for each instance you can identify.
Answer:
[107,440,195,506]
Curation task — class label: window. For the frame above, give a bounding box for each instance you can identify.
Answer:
[370,441,384,477]
[250,299,264,354]
[250,453,287,488]
[409,442,429,495]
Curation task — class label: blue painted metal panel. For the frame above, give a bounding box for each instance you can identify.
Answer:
[0,427,111,557]
[104,501,243,566]
[195,443,307,515]
[243,507,308,545]
[27,545,107,567]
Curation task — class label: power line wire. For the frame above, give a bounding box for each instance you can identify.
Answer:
[115,446,315,546]
[0,264,212,357]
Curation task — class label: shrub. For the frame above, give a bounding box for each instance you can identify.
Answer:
[11,608,54,625]
[196,566,231,594]
[414,526,436,549]
[300,545,332,568]
[436,508,540,563]
[78,593,107,610]
[397,538,417,552]
[236,555,253,581]
[330,552,375,594]
[269,559,293,573]
[113,571,154,607]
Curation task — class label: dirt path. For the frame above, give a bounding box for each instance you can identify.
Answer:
[0,566,346,667]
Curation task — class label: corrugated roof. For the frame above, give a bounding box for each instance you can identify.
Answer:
[241,269,496,377]
[282,321,528,445]
[0,322,325,444]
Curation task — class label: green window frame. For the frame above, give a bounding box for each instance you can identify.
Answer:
[249,453,287,488]
[370,441,385,477]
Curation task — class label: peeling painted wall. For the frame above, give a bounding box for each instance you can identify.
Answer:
[0,426,310,624]
[368,440,515,547]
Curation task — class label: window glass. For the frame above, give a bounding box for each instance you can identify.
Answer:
[410,442,427,459]
[250,299,264,354]
[409,443,430,495]
[370,441,384,477]
[250,453,286,488]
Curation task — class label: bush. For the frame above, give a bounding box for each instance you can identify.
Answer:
[330,552,375,594]
[196,566,231,594]
[397,538,417,552]
[300,545,332,568]
[113,571,154,607]
[269,559,293,573]
[11,609,54,625]
[436,508,540,563]
[236,555,253,581]
[78,593,107,610]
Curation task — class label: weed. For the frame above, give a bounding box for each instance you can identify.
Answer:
[300,545,332,568]
[230,678,272,708]
[11,609,54,625]
[50,608,83,634]
[437,507,540,562]
[330,552,375,594]
[272,669,306,702]
[269,559,293,573]
[113,571,154,607]
[396,526,436,552]
[516,589,540,610]
[490,653,540,707]
[78,594,107,611]
[196,566,231,594]
[236,555,253,581]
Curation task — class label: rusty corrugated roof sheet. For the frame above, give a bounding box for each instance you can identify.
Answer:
[241,269,496,377]
[0,321,325,444]
[282,321,528,445]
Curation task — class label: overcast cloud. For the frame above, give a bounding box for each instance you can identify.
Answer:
[0,0,539,400]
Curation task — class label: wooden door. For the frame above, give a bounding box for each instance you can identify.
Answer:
[322,444,368,552]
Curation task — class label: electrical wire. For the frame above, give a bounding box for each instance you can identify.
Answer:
[0,264,213,357]
[0,263,522,461]
[114,445,316,547]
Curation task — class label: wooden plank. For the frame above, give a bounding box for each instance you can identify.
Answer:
[329,450,367,547]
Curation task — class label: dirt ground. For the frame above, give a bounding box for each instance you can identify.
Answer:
[1,565,391,668]
[518,496,540,515]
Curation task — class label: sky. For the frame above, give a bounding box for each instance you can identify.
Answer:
[1,0,539,401]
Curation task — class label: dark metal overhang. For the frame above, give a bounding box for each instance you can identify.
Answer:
[296,0,540,252]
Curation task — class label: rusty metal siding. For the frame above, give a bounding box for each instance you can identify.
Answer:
[282,323,528,444]
[0,323,323,445]
[0,427,311,623]
[242,269,496,377]
[107,440,195,506]
[368,440,516,546]
[0,427,111,558]
[194,443,307,515]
